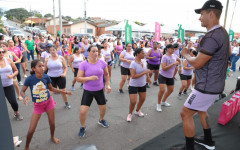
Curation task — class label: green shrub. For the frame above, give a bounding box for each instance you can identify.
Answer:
[0,28,5,34]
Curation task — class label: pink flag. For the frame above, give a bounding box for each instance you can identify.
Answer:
[155,22,161,42]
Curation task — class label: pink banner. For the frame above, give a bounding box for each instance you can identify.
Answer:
[155,22,161,42]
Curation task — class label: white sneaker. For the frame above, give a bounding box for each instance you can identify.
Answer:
[24,75,27,78]
[156,104,162,112]
[161,101,171,107]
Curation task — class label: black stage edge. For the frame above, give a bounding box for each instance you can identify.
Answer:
[0,78,14,149]
[135,96,240,150]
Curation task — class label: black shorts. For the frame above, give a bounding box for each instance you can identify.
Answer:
[21,52,27,63]
[74,68,78,77]
[121,66,130,75]
[35,47,40,54]
[50,76,66,89]
[148,63,160,70]
[107,61,112,66]
[158,74,174,86]
[180,74,192,80]
[128,85,147,94]
[81,89,106,106]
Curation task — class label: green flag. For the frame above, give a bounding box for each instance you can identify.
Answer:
[178,24,185,44]
[229,29,234,42]
[125,20,132,46]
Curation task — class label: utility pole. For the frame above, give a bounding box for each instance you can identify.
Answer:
[84,0,87,34]
[30,5,32,27]
[59,0,62,37]
[230,0,238,30]
[224,0,229,28]
[53,0,56,36]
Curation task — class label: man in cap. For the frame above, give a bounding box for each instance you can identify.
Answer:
[171,0,230,150]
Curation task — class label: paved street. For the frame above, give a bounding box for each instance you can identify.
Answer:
[6,59,238,150]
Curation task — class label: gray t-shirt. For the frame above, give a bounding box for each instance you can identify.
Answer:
[129,60,147,87]
[38,42,47,52]
[195,26,229,94]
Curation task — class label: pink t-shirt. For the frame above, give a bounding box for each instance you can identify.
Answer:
[116,45,123,55]
[35,39,40,45]
[79,60,107,91]
[9,46,21,61]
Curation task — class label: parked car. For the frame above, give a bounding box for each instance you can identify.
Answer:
[12,30,24,38]
[27,27,33,32]
[8,27,18,35]
[32,28,40,34]
[38,30,47,36]
[23,26,27,31]
[73,33,92,41]
[99,34,116,41]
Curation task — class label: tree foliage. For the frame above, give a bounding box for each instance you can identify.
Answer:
[5,8,30,23]
[44,13,53,18]
[35,13,42,18]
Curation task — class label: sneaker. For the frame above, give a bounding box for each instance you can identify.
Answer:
[98,119,109,128]
[178,94,182,100]
[80,84,83,89]
[127,114,132,122]
[153,82,159,86]
[161,101,171,107]
[119,89,124,94]
[18,81,23,86]
[170,145,189,150]
[194,136,215,150]
[14,113,23,121]
[183,91,189,96]
[146,83,150,88]
[71,86,75,91]
[134,110,144,117]
[78,127,86,138]
[24,75,27,78]
[65,103,71,109]
[26,69,29,71]
[105,98,108,103]
[156,104,162,112]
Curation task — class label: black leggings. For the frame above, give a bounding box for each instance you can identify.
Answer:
[4,85,18,112]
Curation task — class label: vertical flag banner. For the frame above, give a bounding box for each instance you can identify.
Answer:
[229,29,234,42]
[155,22,161,42]
[178,24,185,44]
[125,20,132,46]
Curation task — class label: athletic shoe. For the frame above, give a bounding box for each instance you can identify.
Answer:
[80,84,83,89]
[134,110,144,117]
[98,119,109,128]
[26,69,29,71]
[119,89,124,94]
[14,113,23,121]
[18,81,23,86]
[146,83,150,88]
[183,91,189,96]
[24,75,27,78]
[178,94,182,100]
[194,136,215,150]
[156,104,162,112]
[170,145,189,150]
[65,103,71,109]
[78,127,86,138]
[153,82,159,86]
[105,98,108,103]
[127,114,132,122]
[161,101,171,107]
[71,86,75,91]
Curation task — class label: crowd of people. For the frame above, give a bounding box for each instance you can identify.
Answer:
[0,0,237,149]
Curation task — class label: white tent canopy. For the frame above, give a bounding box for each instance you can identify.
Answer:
[105,20,143,32]
[141,22,175,34]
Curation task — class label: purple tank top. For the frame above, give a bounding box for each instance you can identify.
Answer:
[182,60,193,75]
[148,49,161,65]
[47,56,63,77]
[16,44,23,51]
[0,58,13,87]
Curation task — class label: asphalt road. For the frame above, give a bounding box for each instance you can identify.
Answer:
[4,22,239,150]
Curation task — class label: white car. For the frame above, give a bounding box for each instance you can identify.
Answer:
[12,30,24,38]
[39,30,47,36]
[99,34,116,41]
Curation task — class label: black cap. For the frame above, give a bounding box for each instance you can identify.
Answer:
[195,0,223,14]
[173,43,179,48]
[166,44,174,49]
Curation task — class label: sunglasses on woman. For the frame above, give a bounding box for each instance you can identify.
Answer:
[0,51,6,54]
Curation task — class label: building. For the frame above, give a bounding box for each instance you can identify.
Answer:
[24,16,49,27]
[62,21,96,36]
[46,17,68,35]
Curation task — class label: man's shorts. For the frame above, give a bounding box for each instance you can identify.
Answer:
[184,89,218,112]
